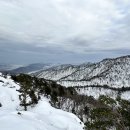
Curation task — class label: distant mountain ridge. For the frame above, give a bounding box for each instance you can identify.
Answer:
[5,63,57,74]
[32,55,130,88]
[0,64,23,71]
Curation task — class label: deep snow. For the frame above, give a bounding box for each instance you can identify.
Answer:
[0,73,84,130]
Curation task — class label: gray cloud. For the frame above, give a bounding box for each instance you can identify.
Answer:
[0,0,130,64]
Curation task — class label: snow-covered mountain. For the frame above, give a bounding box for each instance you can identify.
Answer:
[1,72,130,129]
[0,73,84,130]
[33,55,130,88]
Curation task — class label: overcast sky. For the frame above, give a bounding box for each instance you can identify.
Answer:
[0,0,130,64]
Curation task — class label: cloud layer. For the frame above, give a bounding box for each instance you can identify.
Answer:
[0,0,130,63]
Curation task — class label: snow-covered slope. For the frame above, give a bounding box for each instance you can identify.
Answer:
[33,55,130,88]
[33,64,78,80]
[0,73,20,110]
[75,87,130,100]
[0,73,84,130]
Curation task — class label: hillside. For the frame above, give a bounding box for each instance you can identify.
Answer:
[0,73,84,130]
[1,73,130,129]
[32,55,130,88]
